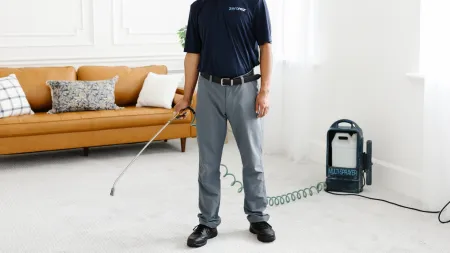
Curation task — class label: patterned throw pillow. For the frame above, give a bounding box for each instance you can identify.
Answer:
[0,74,34,119]
[46,76,123,114]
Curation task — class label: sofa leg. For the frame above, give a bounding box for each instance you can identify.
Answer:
[83,147,89,156]
[164,139,168,142]
[181,138,186,152]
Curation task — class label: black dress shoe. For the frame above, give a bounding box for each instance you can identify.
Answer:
[187,224,218,248]
[249,221,276,242]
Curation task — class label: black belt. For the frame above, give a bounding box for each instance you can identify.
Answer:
[200,71,261,86]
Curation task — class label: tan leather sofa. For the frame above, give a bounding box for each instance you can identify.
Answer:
[0,65,196,156]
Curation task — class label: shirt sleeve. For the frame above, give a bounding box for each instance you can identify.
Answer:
[184,4,202,53]
[253,0,272,45]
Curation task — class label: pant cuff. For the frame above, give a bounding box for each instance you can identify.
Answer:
[247,214,270,223]
[198,216,221,228]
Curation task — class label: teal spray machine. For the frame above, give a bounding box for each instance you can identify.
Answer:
[110,109,449,224]
[325,119,372,193]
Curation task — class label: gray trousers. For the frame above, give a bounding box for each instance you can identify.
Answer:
[196,75,269,228]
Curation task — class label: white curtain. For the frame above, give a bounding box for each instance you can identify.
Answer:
[420,0,450,210]
[259,0,285,155]
[262,0,317,160]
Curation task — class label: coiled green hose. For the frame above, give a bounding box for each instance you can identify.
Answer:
[221,164,244,193]
[220,164,326,207]
[195,111,326,207]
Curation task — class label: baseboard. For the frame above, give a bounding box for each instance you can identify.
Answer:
[308,140,422,200]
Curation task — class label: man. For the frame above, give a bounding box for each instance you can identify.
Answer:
[174,0,274,248]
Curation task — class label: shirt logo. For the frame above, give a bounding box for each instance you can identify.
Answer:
[229,7,246,12]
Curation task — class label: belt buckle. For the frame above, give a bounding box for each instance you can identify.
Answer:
[220,78,233,86]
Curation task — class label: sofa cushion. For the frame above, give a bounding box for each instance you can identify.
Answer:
[0,74,35,118]
[0,67,77,112]
[0,106,193,138]
[46,75,123,114]
[76,65,168,107]
[137,72,180,109]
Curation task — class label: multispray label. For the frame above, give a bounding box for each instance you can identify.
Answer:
[328,167,358,179]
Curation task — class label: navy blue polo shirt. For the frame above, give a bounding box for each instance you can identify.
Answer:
[184,0,272,78]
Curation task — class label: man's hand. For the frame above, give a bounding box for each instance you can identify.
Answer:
[255,89,269,118]
[173,98,190,119]
[173,53,200,119]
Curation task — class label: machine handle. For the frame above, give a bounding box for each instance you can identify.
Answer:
[365,140,373,185]
[331,119,360,129]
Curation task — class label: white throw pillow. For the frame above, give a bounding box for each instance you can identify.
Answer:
[136,72,179,109]
[0,74,34,119]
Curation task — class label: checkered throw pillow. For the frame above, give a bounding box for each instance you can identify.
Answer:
[0,74,34,119]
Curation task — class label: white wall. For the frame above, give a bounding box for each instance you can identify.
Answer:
[0,0,190,71]
[4,0,442,206]
[420,0,450,211]
[284,0,425,200]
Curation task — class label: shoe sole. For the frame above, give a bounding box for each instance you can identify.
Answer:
[187,232,218,248]
[249,227,276,243]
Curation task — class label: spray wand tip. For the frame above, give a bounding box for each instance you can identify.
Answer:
[110,188,115,196]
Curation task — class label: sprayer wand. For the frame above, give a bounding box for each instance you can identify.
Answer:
[110,107,195,196]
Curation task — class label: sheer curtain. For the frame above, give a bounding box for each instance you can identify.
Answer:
[420,0,450,210]
[259,0,285,155]
[262,0,317,159]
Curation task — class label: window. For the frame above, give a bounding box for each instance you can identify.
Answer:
[265,0,316,63]
[419,0,450,75]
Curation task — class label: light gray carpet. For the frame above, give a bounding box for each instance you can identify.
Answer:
[0,138,449,253]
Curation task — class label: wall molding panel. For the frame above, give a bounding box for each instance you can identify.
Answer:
[112,0,190,45]
[0,0,187,71]
[0,0,94,48]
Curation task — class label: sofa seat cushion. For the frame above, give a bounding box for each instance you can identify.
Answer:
[0,106,192,138]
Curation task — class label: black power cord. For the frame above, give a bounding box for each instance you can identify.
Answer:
[325,176,450,224]
[325,191,449,224]
[221,165,449,223]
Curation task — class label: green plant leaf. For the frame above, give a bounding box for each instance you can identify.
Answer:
[177,25,187,48]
